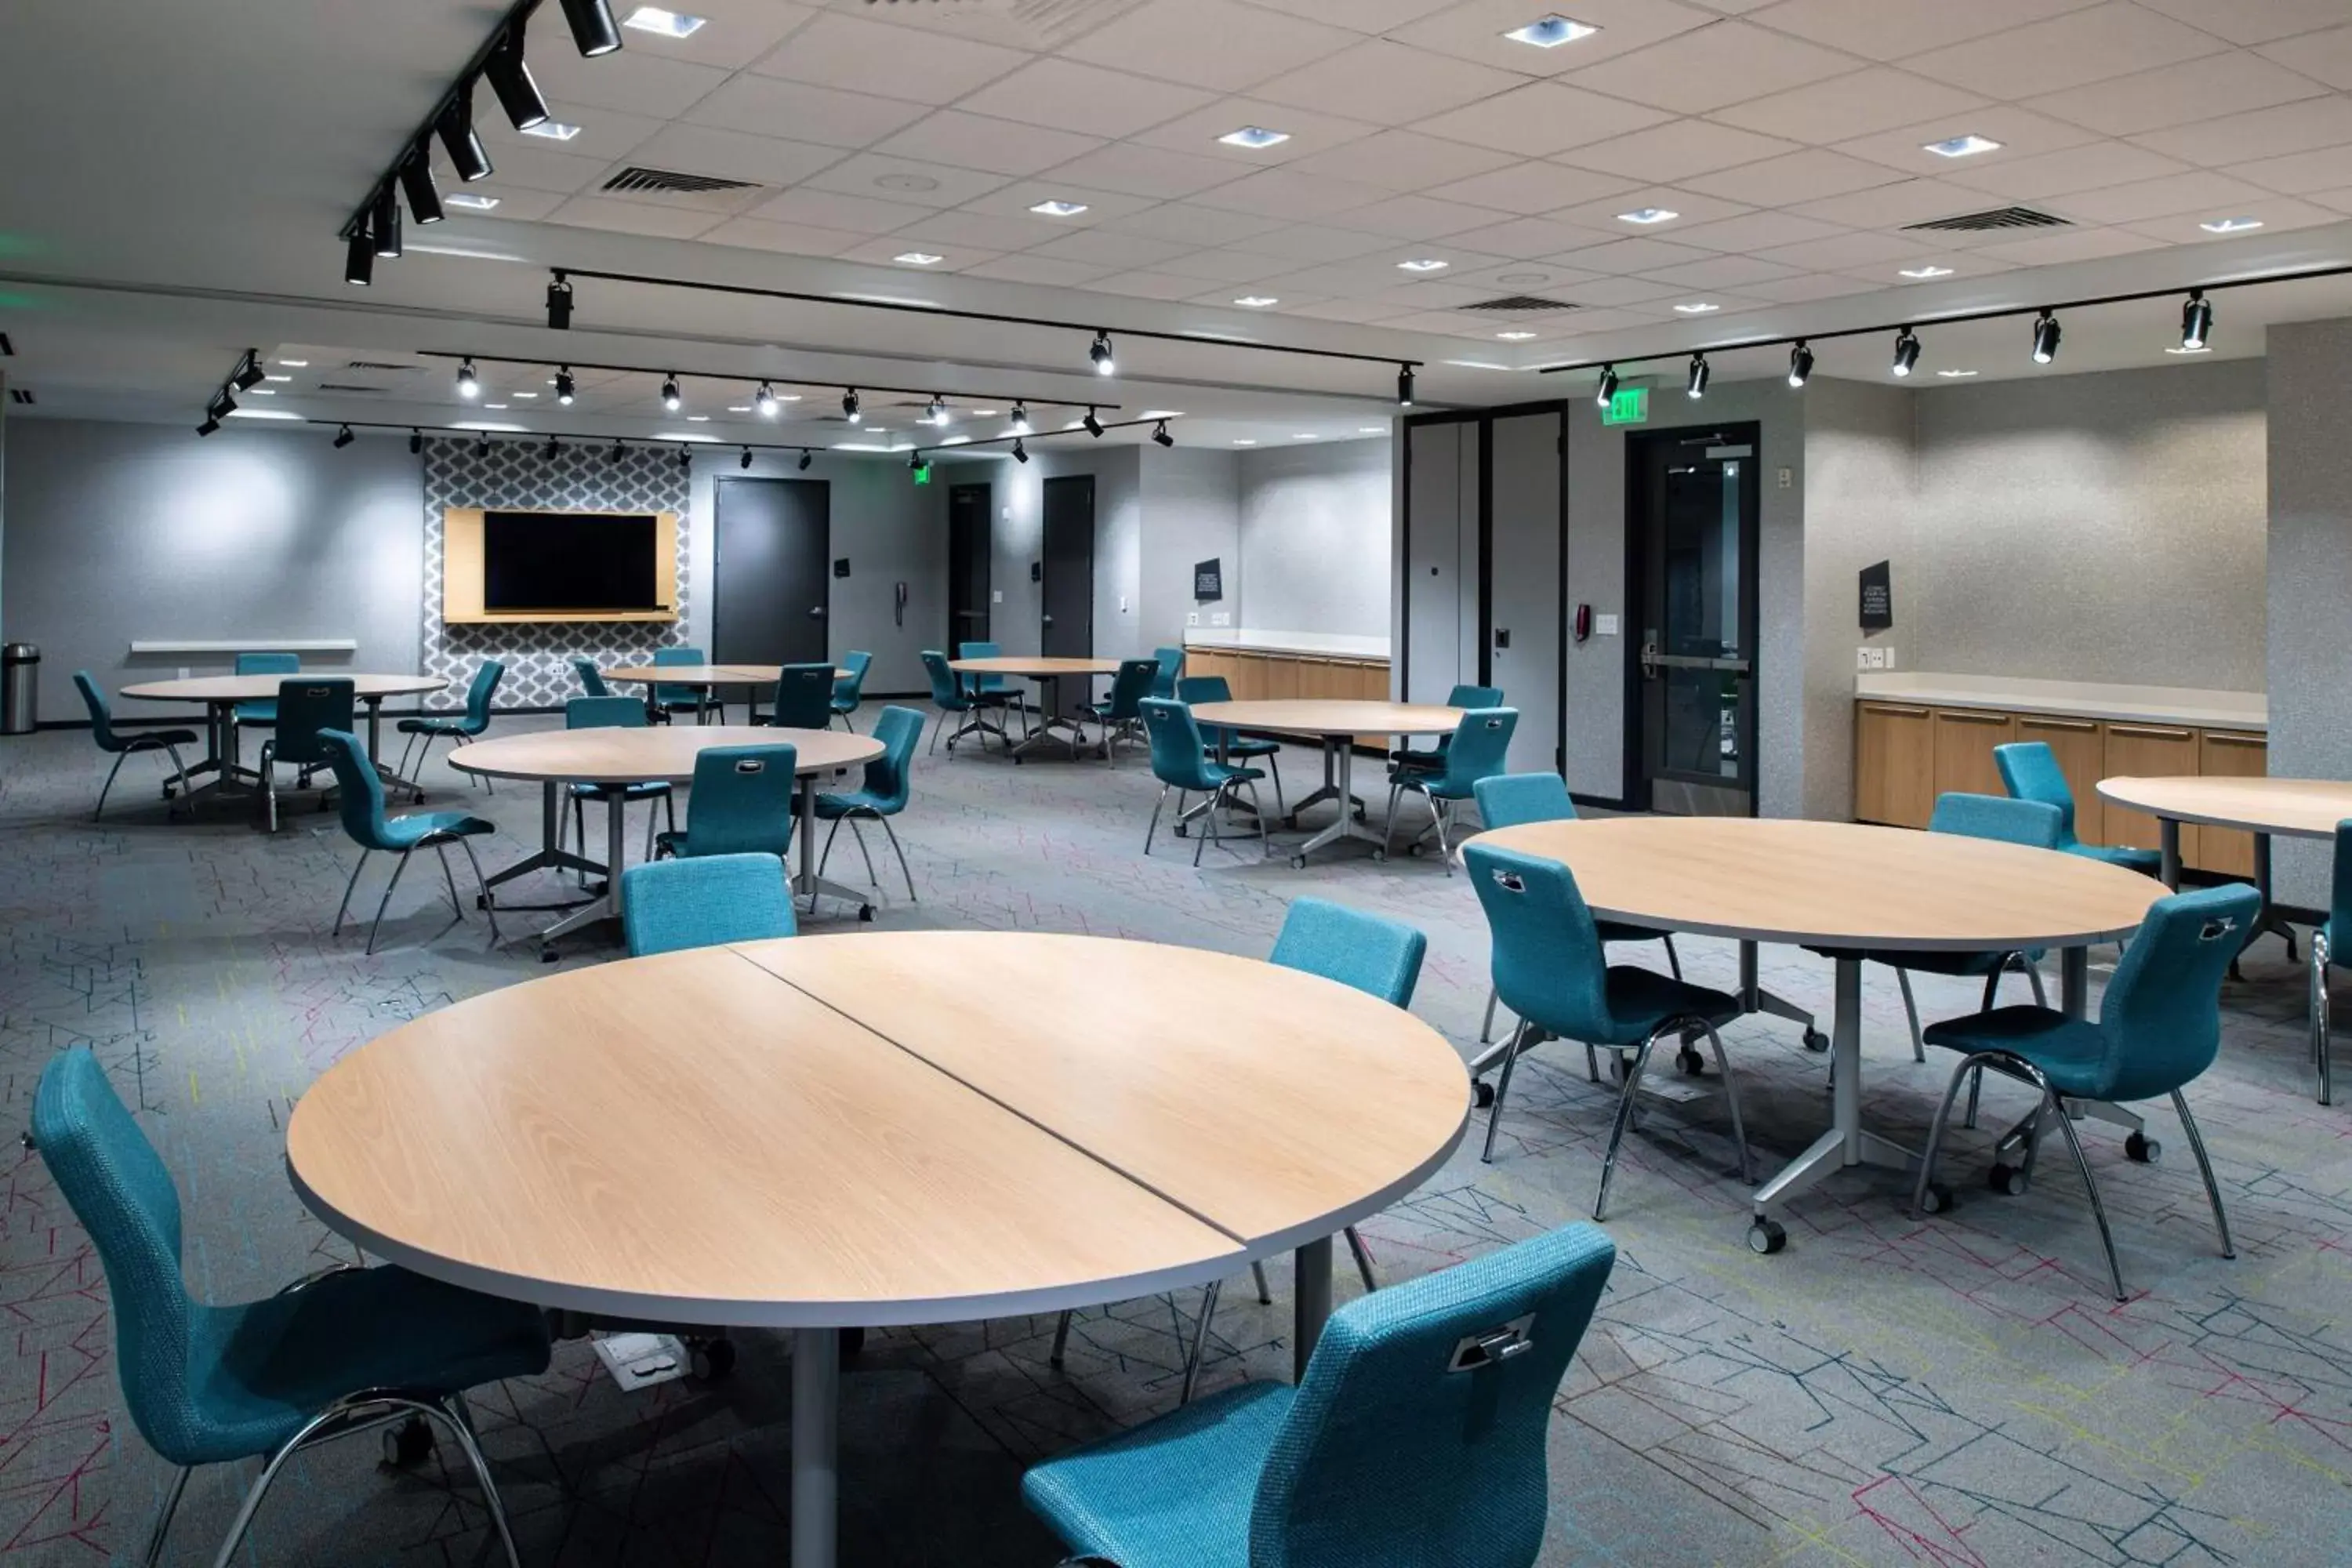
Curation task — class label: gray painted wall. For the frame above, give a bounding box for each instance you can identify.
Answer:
[1237,439,1391,638]
[941,445,1142,662]
[1140,448,1239,654]
[1800,379,1915,822]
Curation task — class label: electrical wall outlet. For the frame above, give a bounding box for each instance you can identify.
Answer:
[991,589,1003,604]
[1210,612,1232,626]
[1118,595,1128,612]
[1880,646,1896,670]
[1856,646,1892,670]
[1777,466,1793,489]
[1186,611,1199,626]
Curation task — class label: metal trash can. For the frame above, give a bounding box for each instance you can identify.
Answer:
[2,644,38,735]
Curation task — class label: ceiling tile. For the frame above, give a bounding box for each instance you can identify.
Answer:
[459,143,612,196]
[582,0,815,70]
[831,236,1005,270]
[1439,162,1641,215]
[698,216,869,256]
[619,124,848,189]
[1025,228,1197,268]
[545,194,727,239]
[2116,194,2347,241]
[2302,185,2352,217]
[1742,0,2106,61]
[1737,271,1887,303]
[1084,269,1221,300]
[952,60,1222,139]
[873,111,1103,179]
[1062,0,1350,92]
[1417,82,1676,157]
[800,154,1013,209]
[1188,168,1392,219]
[1543,274,1688,306]
[1281,130,1519,192]
[1229,224,1414,263]
[958,253,1120,286]
[1330,193,1519,240]
[1639,254,1806,289]
[1941,141,2196,200]
[1185,285,1330,311]
[1123,97,1380,165]
[1283,296,1421,323]
[1900,3,2227,100]
[1443,216,1624,259]
[1031,142,1243,199]
[2132,96,2352,165]
[748,12,1032,103]
[2020,51,2330,137]
[1787,176,2016,227]
[891,209,1075,252]
[2135,0,2352,45]
[1237,0,1461,28]
[1378,309,1505,335]
[1681,148,1907,204]
[1367,279,1498,308]
[1563,21,1862,114]
[2045,169,2281,223]
[745,187,934,233]
[1253,40,1530,124]
[1830,106,2103,176]
[686,76,931,150]
[521,44,733,120]
[1151,246,1306,281]
[1752,230,1936,269]
[1385,0,1723,74]
[2227,145,2352,195]
[478,100,665,164]
[956,181,1163,222]
[2256,24,2352,90]
[426,185,564,223]
[1969,225,2169,264]
[1099,202,1289,245]
[1439,259,1606,293]
[1547,187,1755,230]
[1712,67,1987,143]
[1548,237,1720,273]
[1560,120,1802,183]
[1666,209,1853,252]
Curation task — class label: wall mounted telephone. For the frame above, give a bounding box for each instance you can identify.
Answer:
[893,581,909,628]
[1573,604,1592,644]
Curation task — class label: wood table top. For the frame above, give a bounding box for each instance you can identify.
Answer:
[1474,816,2162,953]
[1190,699,1465,739]
[947,656,1122,677]
[286,934,1468,1326]
[2096,775,2352,840]
[120,673,445,702]
[604,665,853,684]
[448,724,882,784]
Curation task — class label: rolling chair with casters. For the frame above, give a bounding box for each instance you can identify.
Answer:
[1466,841,1756,1223]
[650,645,717,724]
[1911,883,2255,1301]
[922,649,993,754]
[1088,658,1160,764]
[562,695,677,877]
[321,730,502,956]
[1383,707,1518,872]
[652,742,797,862]
[72,671,194,820]
[1142,698,1266,867]
[1390,682,1501,776]
[829,649,873,730]
[958,639,1029,736]
[255,677,354,833]
[766,662,837,731]
[1024,1223,1618,1568]
[28,1046,550,1568]
[2309,820,2350,1106]
[394,658,503,800]
[1178,674,1286,816]
[230,651,298,774]
[571,655,612,697]
[818,706,924,903]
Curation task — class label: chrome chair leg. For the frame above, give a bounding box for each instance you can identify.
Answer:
[209,1406,347,1568]
[1381,781,1404,858]
[2045,1080,2127,1301]
[1479,986,1501,1045]
[395,730,421,783]
[877,815,916,902]
[141,1466,191,1568]
[1697,1018,1755,1184]
[456,837,503,946]
[1895,969,1926,1062]
[2313,927,2333,1106]
[433,842,464,920]
[2172,1088,2235,1259]
[1145,786,1167,855]
[260,739,281,833]
[332,851,370,935]
[365,850,416,956]
[1050,1309,1073,1368]
[847,817,879,888]
[1963,1062,1984,1129]
[1178,1278,1222,1406]
[95,752,130,820]
[1595,1027,1666,1223]
[2023,958,2047,1007]
[427,1392,524,1568]
[1267,750,1284,817]
[1661,933,1682,981]
[1343,1225,1377,1292]
[1911,1049,1992,1218]
[1431,795,1457,874]
[1481,1018,1534,1163]
[1250,1261,1271,1304]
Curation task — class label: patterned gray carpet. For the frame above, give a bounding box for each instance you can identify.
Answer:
[2,710,2348,1566]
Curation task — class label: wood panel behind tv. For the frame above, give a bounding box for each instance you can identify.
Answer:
[441,508,680,625]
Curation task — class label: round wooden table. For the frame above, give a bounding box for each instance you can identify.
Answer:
[118,673,445,801]
[1474,817,2161,1253]
[285,931,1468,1568]
[2098,775,2352,953]
[1189,700,1464,866]
[947,655,1122,760]
[604,664,855,724]
[448,725,884,940]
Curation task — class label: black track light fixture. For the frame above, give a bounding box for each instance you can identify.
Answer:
[1152,419,1174,448]
[609,436,626,464]
[233,351,267,392]
[1012,436,1029,464]
[543,433,561,460]
[1397,364,1415,407]
[208,388,237,421]
[1010,404,1032,434]
[677,445,692,471]
[1083,406,1104,437]
[477,429,492,454]
[558,0,624,58]
[1091,329,1115,376]
[456,358,481,399]
[1788,339,1814,389]
[843,387,861,424]
[1686,352,1710,400]
[554,366,575,405]
[398,147,443,224]
[1595,364,1617,409]
[660,373,681,412]
[1891,327,1920,378]
[926,394,948,426]
[371,186,402,258]
[333,423,355,448]
[195,417,220,437]
[2181,289,2212,351]
[344,227,374,286]
[908,448,925,472]
[2032,309,2060,365]
[436,89,493,183]
[755,381,777,417]
[546,272,572,330]
[740,445,753,470]
[484,28,550,132]
[797,449,813,471]
[409,428,424,455]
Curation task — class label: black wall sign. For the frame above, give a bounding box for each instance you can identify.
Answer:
[1859,560,1893,631]
[1193,557,1224,601]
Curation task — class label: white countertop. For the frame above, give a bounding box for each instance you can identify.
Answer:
[1184,629,1390,660]
[1856,671,2266,731]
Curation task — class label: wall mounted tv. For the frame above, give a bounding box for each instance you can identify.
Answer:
[441,508,680,625]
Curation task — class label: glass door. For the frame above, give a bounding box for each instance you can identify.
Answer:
[1633,430,1759,815]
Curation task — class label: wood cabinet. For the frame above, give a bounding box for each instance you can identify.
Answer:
[1180,648,1392,746]
[1931,708,2016,804]
[2100,724,2198,856]
[2014,716,2105,845]
[1854,704,1936,829]
[2195,730,2269,877]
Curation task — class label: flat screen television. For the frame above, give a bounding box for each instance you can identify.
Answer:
[481,511,661,613]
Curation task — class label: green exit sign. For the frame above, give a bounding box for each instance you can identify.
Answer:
[912,461,931,485]
[1602,387,1649,426]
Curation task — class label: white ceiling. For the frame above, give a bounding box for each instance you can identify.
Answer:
[5,0,2352,445]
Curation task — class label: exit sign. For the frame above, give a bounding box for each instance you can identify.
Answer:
[1602,387,1649,426]
[912,461,931,485]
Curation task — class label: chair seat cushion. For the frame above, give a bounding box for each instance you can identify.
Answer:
[176,1265,550,1465]
[1206,735,1280,758]
[1593,967,1740,1045]
[234,703,278,725]
[571,781,671,801]
[1595,920,1666,947]
[1205,763,1264,787]
[1022,1381,1290,1568]
[1921,1005,2116,1099]
[2071,841,2162,876]
[396,717,470,735]
[829,697,858,713]
[382,811,495,848]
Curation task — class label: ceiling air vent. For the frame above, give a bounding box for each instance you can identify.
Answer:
[1459,296,1581,314]
[1904,206,2070,234]
[7,387,34,405]
[604,166,760,196]
[345,359,418,372]
[317,381,390,393]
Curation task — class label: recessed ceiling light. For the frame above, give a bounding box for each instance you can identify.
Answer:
[1617,207,1678,225]
[1936,369,1978,378]
[454,421,528,432]
[2200,216,2263,234]
[444,192,502,212]
[227,408,303,420]
[521,121,583,141]
[276,358,308,367]
[1899,265,1954,279]
[1218,126,1290,149]
[1672,301,1719,314]
[971,408,998,416]
[1922,134,2001,158]
[727,405,753,412]
[1358,426,1384,433]
[1397,258,1449,272]
[1496,330,1537,340]
[686,415,711,422]
[940,435,972,445]
[1504,14,1599,47]
[623,6,706,37]
[1293,433,1317,440]
[1233,295,1279,307]
[249,388,277,395]
[1232,438,1257,445]
[485,402,509,409]
[894,251,945,265]
[2165,345,2212,355]
[263,374,292,383]
[513,391,539,399]
[1030,199,1088,217]
[1138,409,1185,418]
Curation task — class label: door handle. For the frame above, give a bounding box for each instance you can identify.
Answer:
[1043,615,1054,626]
[1639,641,1659,680]
[809,606,826,619]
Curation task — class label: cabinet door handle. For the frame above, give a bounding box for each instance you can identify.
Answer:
[1864,704,1929,717]
[2024,717,2098,731]
[2205,732,2266,746]
[2110,724,2190,739]
[1939,710,2009,724]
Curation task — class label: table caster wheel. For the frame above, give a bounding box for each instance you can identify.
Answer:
[1288,855,1308,870]
[2125,1131,2161,1163]
[840,1326,866,1357]
[1471,1079,1495,1109]
[1174,823,1188,837]
[1012,756,1024,766]
[381,1414,434,1468]
[689,1338,737,1381]
[539,946,561,964]
[1675,1045,1705,1076]
[858,905,876,923]
[1747,1218,1787,1255]
[1802,1029,1830,1053]
[1916,1183,1954,1216]
[1406,842,1424,858]
[1988,1162,2029,1196]
[1370,848,1387,863]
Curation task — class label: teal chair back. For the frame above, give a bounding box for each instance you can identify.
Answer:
[1102,658,1160,723]
[73,671,129,751]
[770,663,837,730]
[319,729,402,849]
[1929,790,2062,849]
[452,659,504,733]
[673,744,797,858]
[1992,742,2084,851]
[853,706,923,811]
[1450,684,1504,709]
[833,650,873,705]
[270,678,357,768]
[234,652,298,723]
[921,650,972,713]
[1429,708,1519,799]
[623,853,797,956]
[31,1047,207,1463]
[1473,771,1574,830]
[959,640,1014,695]
[652,646,706,710]
[2096,884,2259,1102]
[571,656,611,697]
[1151,645,1184,699]
[1142,698,1224,792]
[1250,1223,1617,1566]
[1270,898,1426,1007]
[568,694,647,731]
[1465,841,1613,1043]
[1177,674,1232,706]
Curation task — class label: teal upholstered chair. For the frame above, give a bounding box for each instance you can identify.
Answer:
[395,659,503,797]
[1392,682,1502,774]
[2309,821,2350,1106]
[1024,1222,1618,1568]
[564,695,676,873]
[818,705,924,902]
[1994,740,2162,877]
[1466,841,1754,1214]
[256,677,354,833]
[571,655,612,697]
[958,639,1029,734]
[1385,707,1518,870]
[651,645,715,724]
[830,650,873,730]
[1142,697,1265,866]
[922,649,989,755]
[1179,674,1286,815]
[622,852,797,956]
[768,662,837,731]
[72,671,194,820]
[654,742,797,862]
[1150,644,1185,699]
[231,652,298,771]
[1469,773,1683,1054]
[30,1047,549,1568]
[1912,882,2256,1301]
[321,730,500,956]
[1090,657,1161,763]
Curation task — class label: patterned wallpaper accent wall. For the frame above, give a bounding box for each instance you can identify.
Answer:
[419,437,692,710]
